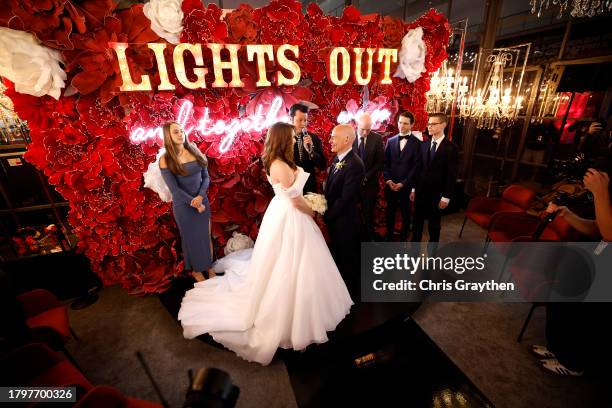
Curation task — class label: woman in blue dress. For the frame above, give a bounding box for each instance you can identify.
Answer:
[160,121,214,282]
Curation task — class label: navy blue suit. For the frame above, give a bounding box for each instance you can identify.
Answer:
[411,136,459,244]
[383,134,422,240]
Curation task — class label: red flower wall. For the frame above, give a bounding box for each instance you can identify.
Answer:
[1,1,450,294]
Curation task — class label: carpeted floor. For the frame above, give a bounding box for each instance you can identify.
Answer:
[61,211,609,408]
[65,285,297,408]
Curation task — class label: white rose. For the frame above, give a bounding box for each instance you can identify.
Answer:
[0,27,66,100]
[224,232,255,255]
[143,0,184,44]
[393,27,427,83]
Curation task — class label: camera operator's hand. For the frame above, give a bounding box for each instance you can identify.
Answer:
[583,169,610,199]
[546,202,571,218]
[588,122,603,135]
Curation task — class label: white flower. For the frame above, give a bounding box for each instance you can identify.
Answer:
[143,0,184,44]
[0,27,66,100]
[224,232,255,255]
[304,193,328,215]
[393,27,427,83]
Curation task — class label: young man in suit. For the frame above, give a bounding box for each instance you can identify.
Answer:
[410,112,458,248]
[383,111,422,241]
[290,103,327,194]
[353,113,385,241]
[325,124,365,296]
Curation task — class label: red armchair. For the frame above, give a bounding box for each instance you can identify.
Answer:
[459,184,536,238]
[487,212,575,243]
[16,289,78,349]
[75,386,163,408]
[0,342,93,397]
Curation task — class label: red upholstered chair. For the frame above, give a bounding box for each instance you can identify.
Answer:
[75,386,163,408]
[459,184,536,238]
[0,342,93,398]
[16,289,78,349]
[487,211,575,243]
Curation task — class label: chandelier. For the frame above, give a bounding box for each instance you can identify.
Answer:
[530,0,612,18]
[425,61,470,114]
[535,65,570,118]
[459,44,530,129]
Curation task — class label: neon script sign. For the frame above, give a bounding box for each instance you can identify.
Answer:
[130,96,289,152]
[110,42,398,91]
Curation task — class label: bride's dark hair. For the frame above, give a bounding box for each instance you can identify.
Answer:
[262,122,297,175]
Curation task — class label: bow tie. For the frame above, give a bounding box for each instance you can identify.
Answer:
[399,134,410,140]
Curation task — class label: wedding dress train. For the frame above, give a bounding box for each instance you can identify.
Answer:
[178,168,353,365]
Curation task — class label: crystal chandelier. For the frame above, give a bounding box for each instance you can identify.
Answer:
[425,61,470,114]
[459,44,530,129]
[530,0,612,18]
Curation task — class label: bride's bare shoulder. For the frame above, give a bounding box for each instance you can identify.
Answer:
[269,160,295,188]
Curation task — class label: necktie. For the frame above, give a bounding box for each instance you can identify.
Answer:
[358,136,365,159]
[296,135,304,163]
[428,140,437,164]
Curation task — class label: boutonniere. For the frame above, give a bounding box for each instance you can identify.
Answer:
[334,160,346,171]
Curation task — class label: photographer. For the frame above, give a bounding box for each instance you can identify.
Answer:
[573,118,612,161]
[533,168,611,377]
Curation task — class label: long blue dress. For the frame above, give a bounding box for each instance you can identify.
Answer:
[160,161,212,272]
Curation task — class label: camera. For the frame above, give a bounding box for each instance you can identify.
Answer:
[550,154,595,183]
[183,368,240,408]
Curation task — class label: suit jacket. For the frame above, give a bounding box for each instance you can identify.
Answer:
[294,132,327,193]
[352,131,384,195]
[324,151,365,236]
[414,137,458,202]
[383,134,422,189]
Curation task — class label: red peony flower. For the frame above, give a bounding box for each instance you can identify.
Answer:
[253,0,307,45]
[66,5,159,103]
[181,3,227,44]
[225,4,259,43]
[0,0,116,50]
[382,15,405,49]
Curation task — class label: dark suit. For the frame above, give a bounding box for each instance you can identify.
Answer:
[324,151,365,296]
[294,132,327,194]
[353,131,384,240]
[411,136,458,244]
[383,134,422,241]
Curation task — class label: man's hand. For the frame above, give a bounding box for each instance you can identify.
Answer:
[410,191,415,202]
[546,202,570,218]
[588,122,603,135]
[303,134,313,152]
[583,168,610,199]
[395,183,404,190]
[438,200,448,209]
[386,180,396,190]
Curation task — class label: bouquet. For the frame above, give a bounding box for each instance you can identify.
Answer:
[304,193,327,215]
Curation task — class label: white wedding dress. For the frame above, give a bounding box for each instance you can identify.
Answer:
[178,167,353,365]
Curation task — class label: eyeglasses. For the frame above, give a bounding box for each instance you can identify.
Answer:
[427,122,444,127]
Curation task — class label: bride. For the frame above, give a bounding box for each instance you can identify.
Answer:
[178,121,353,365]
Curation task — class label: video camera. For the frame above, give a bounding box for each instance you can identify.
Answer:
[183,368,240,408]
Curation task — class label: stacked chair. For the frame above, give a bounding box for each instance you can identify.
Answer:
[1,288,162,407]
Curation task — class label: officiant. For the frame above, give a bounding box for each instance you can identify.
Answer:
[290,103,327,194]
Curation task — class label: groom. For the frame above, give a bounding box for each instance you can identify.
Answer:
[324,124,365,296]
